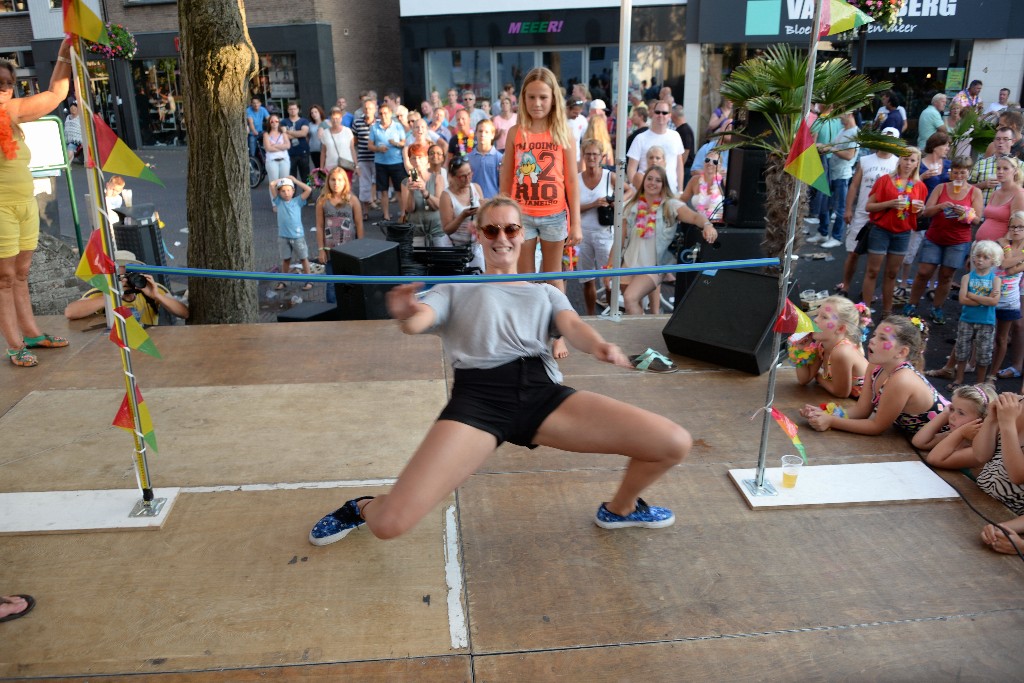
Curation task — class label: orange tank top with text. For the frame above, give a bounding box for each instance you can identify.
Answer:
[510,128,567,217]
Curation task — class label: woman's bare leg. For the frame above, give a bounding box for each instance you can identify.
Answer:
[533,391,691,515]
[539,238,569,358]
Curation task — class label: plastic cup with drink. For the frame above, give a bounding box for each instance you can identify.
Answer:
[780,455,803,489]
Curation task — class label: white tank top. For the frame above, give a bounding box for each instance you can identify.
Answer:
[444,185,480,246]
[579,169,612,233]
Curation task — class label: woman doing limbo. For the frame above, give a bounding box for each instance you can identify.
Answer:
[309,195,692,545]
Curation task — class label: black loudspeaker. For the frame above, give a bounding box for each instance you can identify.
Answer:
[277,302,339,323]
[663,269,792,375]
[724,147,769,229]
[114,204,166,274]
[331,238,400,320]
[674,226,768,303]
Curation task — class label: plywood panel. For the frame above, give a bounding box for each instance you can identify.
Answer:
[457,468,1024,654]
[34,319,446,391]
[472,609,1024,681]
[0,382,448,491]
[0,488,464,678]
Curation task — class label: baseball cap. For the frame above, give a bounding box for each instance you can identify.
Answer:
[589,99,607,111]
[881,127,900,138]
[277,178,294,188]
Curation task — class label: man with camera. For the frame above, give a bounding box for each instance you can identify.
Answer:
[64,251,188,326]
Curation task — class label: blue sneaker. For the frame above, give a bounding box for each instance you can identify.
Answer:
[595,498,675,529]
[309,496,374,546]
[930,307,946,326]
[902,303,917,317]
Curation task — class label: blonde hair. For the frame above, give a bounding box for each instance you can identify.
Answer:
[583,116,612,158]
[319,166,351,205]
[518,68,571,148]
[996,156,1023,185]
[1010,210,1024,228]
[897,146,922,182]
[972,239,1004,266]
[478,194,522,227]
[952,384,996,419]
[818,296,863,346]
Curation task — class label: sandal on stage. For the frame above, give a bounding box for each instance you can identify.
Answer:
[629,348,678,373]
[23,334,68,349]
[997,366,1022,379]
[924,367,955,380]
[274,282,286,291]
[302,282,314,291]
[0,595,35,623]
[6,347,38,368]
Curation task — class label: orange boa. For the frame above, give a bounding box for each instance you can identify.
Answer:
[0,106,17,160]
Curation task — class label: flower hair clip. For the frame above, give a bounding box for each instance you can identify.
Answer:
[855,302,872,342]
[909,316,928,334]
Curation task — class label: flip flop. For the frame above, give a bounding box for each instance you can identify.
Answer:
[0,595,35,623]
[302,282,314,291]
[925,367,955,380]
[23,334,69,349]
[998,367,1022,379]
[629,348,678,373]
[274,282,286,291]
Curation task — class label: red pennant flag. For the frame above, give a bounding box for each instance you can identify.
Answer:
[774,299,820,334]
[785,117,830,196]
[112,385,158,452]
[92,114,165,186]
[74,229,116,293]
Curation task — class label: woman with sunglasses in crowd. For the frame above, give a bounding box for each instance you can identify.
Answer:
[440,155,485,272]
[679,150,725,224]
[307,194,693,547]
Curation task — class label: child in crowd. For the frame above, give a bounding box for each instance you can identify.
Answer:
[950,240,1002,389]
[500,67,582,359]
[316,167,363,304]
[104,175,126,225]
[967,392,1024,518]
[466,119,501,199]
[994,212,1024,379]
[801,316,946,435]
[271,176,313,291]
[631,145,666,189]
[792,296,869,399]
[912,384,995,463]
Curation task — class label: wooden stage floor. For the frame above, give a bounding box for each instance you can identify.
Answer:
[2,314,1023,682]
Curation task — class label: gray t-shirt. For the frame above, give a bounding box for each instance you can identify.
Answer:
[420,282,574,383]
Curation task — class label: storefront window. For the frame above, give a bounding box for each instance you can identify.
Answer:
[427,49,492,99]
[0,1,29,13]
[249,53,297,117]
[131,58,185,145]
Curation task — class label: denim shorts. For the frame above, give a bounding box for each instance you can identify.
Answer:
[997,307,1022,321]
[522,210,568,242]
[278,236,309,261]
[918,238,971,270]
[866,225,911,255]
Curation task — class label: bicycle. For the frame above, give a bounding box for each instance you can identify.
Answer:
[249,146,266,189]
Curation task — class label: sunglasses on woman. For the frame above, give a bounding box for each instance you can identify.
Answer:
[479,223,522,239]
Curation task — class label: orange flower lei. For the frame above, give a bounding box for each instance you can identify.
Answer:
[635,197,660,238]
[0,106,18,160]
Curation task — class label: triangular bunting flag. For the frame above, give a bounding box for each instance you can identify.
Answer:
[63,0,109,45]
[74,229,116,293]
[111,306,162,358]
[92,114,164,186]
[774,299,821,334]
[112,385,158,452]
[771,407,807,462]
[785,117,830,196]
[819,0,874,38]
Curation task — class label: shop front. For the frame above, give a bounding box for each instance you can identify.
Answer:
[399,3,688,111]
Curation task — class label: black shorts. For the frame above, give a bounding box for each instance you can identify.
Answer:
[437,357,576,448]
[375,162,408,192]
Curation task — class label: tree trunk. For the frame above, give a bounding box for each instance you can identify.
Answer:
[179,0,259,324]
[762,154,809,267]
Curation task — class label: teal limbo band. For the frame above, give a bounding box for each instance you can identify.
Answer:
[127,258,779,286]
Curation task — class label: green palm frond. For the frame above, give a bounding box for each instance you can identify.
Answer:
[949,109,997,155]
[850,129,912,157]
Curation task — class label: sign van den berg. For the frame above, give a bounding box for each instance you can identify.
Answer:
[783,0,958,35]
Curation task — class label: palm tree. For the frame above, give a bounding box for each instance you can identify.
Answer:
[718,44,902,259]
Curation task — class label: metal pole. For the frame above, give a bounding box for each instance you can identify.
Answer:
[742,0,825,497]
[72,41,164,516]
[608,0,633,320]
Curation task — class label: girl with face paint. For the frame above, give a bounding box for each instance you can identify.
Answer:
[793,296,868,399]
[801,316,947,435]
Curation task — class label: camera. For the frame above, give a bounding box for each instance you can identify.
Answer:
[410,167,419,183]
[124,272,149,294]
